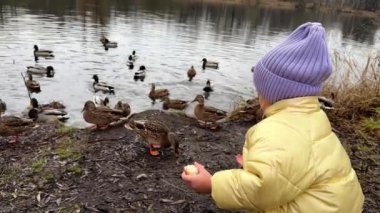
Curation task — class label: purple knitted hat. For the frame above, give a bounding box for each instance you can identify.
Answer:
[253,22,332,104]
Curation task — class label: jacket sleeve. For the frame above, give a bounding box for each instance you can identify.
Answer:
[211,125,305,211]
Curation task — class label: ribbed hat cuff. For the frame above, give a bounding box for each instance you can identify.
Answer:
[254,61,322,104]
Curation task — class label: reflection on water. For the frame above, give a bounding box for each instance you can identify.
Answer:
[0,0,378,127]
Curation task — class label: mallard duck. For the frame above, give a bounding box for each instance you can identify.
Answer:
[26,74,41,93]
[127,61,134,70]
[228,98,262,123]
[0,103,36,143]
[28,98,69,122]
[187,66,196,81]
[93,74,115,94]
[93,96,110,108]
[125,120,179,157]
[82,101,125,129]
[27,65,55,77]
[149,83,169,103]
[134,66,146,82]
[100,36,117,48]
[202,58,219,69]
[203,80,214,92]
[192,95,227,129]
[114,100,131,117]
[34,45,54,60]
[161,97,188,110]
[131,50,138,60]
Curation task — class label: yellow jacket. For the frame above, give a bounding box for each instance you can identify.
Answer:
[212,97,364,212]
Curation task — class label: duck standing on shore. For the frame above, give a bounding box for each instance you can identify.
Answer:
[125,119,179,157]
[82,101,127,130]
[27,98,69,122]
[191,95,227,130]
[0,99,36,143]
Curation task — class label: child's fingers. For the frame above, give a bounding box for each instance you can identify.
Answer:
[181,171,194,182]
[194,162,205,170]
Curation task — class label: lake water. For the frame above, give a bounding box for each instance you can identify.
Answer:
[0,0,379,127]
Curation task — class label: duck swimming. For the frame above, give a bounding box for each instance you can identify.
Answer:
[127,61,134,70]
[93,96,110,108]
[203,80,214,93]
[187,65,196,81]
[202,58,219,69]
[93,74,115,94]
[27,65,55,77]
[149,83,169,104]
[34,45,54,61]
[125,119,179,157]
[131,50,138,60]
[134,65,146,82]
[161,97,188,110]
[25,74,41,93]
[100,36,117,49]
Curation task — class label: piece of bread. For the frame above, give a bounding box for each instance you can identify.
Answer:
[184,165,199,175]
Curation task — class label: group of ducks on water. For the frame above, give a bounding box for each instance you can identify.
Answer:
[1,35,337,157]
[1,36,255,157]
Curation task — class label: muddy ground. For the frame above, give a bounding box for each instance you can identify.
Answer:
[0,110,378,212]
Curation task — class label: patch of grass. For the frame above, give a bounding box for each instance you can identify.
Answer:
[362,118,380,132]
[42,171,55,182]
[55,138,82,161]
[55,124,75,137]
[31,158,47,173]
[0,166,20,185]
[66,164,83,175]
[322,52,379,120]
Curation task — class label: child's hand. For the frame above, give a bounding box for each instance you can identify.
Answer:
[236,154,243,167]
[181,162,212,194]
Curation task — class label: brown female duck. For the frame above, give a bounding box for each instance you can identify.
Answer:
[114,100,131,117]
[82,101,126,129]
[187,66,196,81]
[125,120,179,157]
[26,73,41,92]
[191,95,227,129]
[0,100,36,143]
[148,83,169,103]
[161,97,188,110]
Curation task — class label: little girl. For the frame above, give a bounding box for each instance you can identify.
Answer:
[182,22,364,212]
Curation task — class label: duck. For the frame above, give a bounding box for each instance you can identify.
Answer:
[125,119,179,157]
[27,65,55,77]
[0,99,6,115]
[134,65,146,82]
[161,97,188,110]
[202,58,219,69]
[127,60,134,70]
[100,36,117,49]
[82,101,126,129]
[149,83,169,103]
[34,45,54,61]
[93,96,110,108]
[114,100,131,117]
[25,74,41,93]
[131,50,138,60]
[191,95,227,129]
[228,98,262,123]
[0,101,36,143]
[187,65,196,81]
[92,74,115,94]
[203,80,214,99]
[318,93,335,110]
[28,98,69,122]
